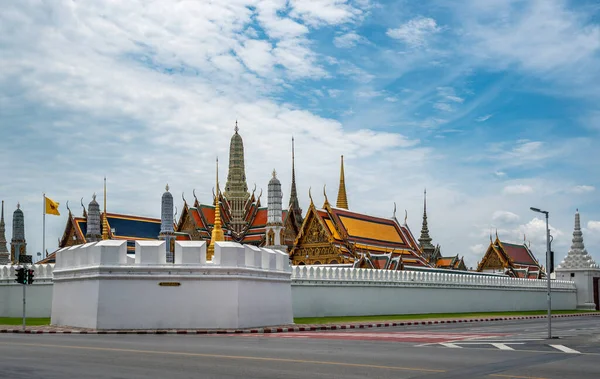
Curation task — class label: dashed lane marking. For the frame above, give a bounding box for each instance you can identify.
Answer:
[549,345,581,354]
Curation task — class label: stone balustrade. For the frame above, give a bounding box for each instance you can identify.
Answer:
[291,265,576,290]
[0,263,55,283]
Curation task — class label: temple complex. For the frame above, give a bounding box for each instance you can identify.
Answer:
[289,157,430,269]
[10,203,27,264]
[0,201,9,264]
[175,124,286,247]
[476,233,544,278]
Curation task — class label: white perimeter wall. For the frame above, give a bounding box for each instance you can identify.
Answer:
[0,264,54,318]
[291,266,578,318]
[51,240,293,330]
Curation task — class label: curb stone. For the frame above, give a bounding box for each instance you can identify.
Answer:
[1,313,598,335]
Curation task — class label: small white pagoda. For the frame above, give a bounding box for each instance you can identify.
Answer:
[555,210,600,310]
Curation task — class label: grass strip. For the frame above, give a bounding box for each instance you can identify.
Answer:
[0,317,51,326]
[294,310,599,325]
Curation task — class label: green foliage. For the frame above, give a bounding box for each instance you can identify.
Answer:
[0,317,51,326]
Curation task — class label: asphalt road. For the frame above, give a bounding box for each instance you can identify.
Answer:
[1,316,599,379]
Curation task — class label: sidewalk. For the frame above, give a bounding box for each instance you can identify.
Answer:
[1,312,598,335]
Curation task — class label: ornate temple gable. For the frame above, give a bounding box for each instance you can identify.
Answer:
[290,204,341,265]
[283,207,301,252]
[477,240,509,271]
[176,202,190,232]
[59,212,86,248]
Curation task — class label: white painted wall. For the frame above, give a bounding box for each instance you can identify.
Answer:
[51,240,293,330]
[0,264,54,318]
[291,266,578,318]
[556,268,600,309]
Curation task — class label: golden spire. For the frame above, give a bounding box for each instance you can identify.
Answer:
[208,157,224,260]
[102,177,109,240]
[336,155,348,209]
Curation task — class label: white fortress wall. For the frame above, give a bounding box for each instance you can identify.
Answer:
[291,266,578,318]
[0,263,54,318]
[50,240,293,330]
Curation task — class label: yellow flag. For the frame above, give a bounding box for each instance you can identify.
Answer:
[45,196,60,216]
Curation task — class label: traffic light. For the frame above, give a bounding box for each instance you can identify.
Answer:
[14,267,26,284]
[27,269,35,285]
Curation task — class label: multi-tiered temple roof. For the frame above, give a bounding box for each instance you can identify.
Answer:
[477,235,544,279]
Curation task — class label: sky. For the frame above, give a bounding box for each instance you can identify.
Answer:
[1,0,600,268]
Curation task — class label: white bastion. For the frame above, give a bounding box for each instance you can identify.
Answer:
[50,240,293,330]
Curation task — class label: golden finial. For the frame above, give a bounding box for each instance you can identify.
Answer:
[308,187,313,205]
[336,155,348,209]
[165,184,169,192]
[323,184,329,207]
[272,169,277,178]
[208,156,224,260]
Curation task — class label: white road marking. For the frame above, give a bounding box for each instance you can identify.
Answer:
[549,345,581,354]
[491,343,515,351]
[439,343,462,348]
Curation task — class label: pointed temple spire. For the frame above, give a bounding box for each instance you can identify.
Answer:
[86,194,102,242]
[336,155,348,209]
[418,189,436,261]
[288,137,303,224]
[160,184,175,262]
[102,177,109,240]
[0,200,9,264]
[11,202,26,264]
[224,122,250,234]
[558,209,598,269]
[208,157,225,260]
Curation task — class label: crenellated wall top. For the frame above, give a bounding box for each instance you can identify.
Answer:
[291,266,577,291]
[52,240,290,273]
[0,263,55,281]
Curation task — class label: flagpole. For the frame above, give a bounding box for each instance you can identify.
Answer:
[42,193,46,260]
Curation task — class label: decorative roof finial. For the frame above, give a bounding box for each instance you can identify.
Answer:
[419,188,434,253]
[323,184,329,206]
[208,156,224,260]
[272,169,277,178]
[404,209,408,225]
[336,155,348,209]
[393,202,397,219]
[17,202,20,209]
[308,187,313,205]
[288,136,303,224]
[234,120,239,133]
[165,184,169,192]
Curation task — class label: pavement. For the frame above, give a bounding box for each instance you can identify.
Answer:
[1,312,598,334]
[1,315,599,378]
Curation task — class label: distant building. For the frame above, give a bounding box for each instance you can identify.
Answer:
[476,235,544,279]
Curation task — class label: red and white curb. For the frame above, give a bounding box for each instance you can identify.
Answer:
[1,313,598,335]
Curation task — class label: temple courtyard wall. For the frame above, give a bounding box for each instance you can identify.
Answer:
[291,266,577,318]
[0,244,585,326]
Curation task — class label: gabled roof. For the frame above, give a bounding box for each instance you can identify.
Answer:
[105,213,161,240]
[501,242,538,266]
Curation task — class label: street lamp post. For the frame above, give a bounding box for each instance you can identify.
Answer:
[530,207,552,339]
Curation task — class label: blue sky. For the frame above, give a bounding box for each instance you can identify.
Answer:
[1,0,599,267]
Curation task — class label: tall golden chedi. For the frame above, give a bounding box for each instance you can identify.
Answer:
[207,158,225,260]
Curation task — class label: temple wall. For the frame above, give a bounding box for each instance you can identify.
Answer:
[291,266,578,318]
[50,240,292,330]
[556,268,600,310]
[0,264,54,318]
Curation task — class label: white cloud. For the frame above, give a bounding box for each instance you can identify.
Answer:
[387,17,441,47]
[571,185,595,194]
[328,89,343,98]
[434,102,453,112]
[494,171,506,177]
[476,114,493,122]
[470,244,485,254]
[503,185,534,195]
[333,32,365,48]
[460,0,600,84]
[492,210,520,224]
[588,221,600,232]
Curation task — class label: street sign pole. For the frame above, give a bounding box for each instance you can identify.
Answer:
[22,279,26,331]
